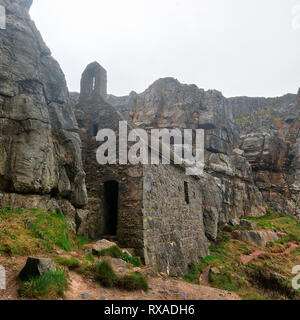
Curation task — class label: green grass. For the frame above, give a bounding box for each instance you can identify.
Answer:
[183,263,203,284]
[120,252,142,267]
[181,211,300,300]
[95,260,118,288]
[0,207,90,256]
[247,212,300,244]
[55,257,81,270]
[183,255,217,284]
[19,269,67,300]
[99,245,142,267]
[85,253,95,263]
[75,236,91,249]
[117,273,149,291]
[95,260,149,291]
[99,245,122,258]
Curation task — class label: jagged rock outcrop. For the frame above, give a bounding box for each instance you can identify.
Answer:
[229,92,300,216]
[0,0,88,217]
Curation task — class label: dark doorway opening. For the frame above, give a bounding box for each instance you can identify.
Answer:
[104,180,119,236]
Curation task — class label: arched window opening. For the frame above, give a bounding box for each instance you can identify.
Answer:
[184,181,190,204]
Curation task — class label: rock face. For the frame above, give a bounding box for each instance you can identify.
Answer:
[233,230,279,247]
[229,93,300,216]
[0,1,87,213]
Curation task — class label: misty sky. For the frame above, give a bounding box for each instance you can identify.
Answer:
[30,0,300,98]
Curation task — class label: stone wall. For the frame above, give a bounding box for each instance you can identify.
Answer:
[142,164,209,275]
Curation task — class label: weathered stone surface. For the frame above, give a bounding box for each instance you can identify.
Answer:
[75,209,90,238]
[203,207,219,241]
[230,218,240,227]
[19,257,56,281]
[89,239,117,256]
[0,0,87,210]
[233,230,278,247]
[143,164,209,275]
[240,219,258,230]
[230,93,300,216]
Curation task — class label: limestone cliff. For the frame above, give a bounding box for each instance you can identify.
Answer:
[0,0,88,227]
[229,91,300,217]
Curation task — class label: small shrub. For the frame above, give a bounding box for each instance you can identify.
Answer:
[19,269,67,300]
[117,273,149,292]
[95,260,118,288]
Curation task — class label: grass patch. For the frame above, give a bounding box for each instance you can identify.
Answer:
[183,255,217,284]
[248,213,300,244]
[209,272,238,292]
[19,269,67,300]
[95,260,149,291]
[55,257,81,270]
[99,245,122,258]
[183,263,203,284]
[120,252,142,267]
[117,273,148,291]
[0,207,84,256]
[95,260,118,288]
[75,236,91,249]
[85,253,95,263]
[77,261,96,277]
[182,211,300,300]
[98,245,142,267]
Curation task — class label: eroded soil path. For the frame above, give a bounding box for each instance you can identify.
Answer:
[0,256,240,301]
[240,242,300,265]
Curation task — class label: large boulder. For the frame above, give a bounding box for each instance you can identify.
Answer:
[19,257,56,281]
[233,230,278,247]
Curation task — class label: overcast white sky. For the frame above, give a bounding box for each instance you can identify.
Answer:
[30,0,300,98]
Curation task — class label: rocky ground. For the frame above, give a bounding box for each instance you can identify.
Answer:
[0,251,239,301]
[0,209,299,300]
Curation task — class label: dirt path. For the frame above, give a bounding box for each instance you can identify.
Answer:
[65,271,240,301]
[240,242,300,265]
[0,256,240,300]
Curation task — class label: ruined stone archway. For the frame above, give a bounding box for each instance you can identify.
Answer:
[79,62,107,103]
